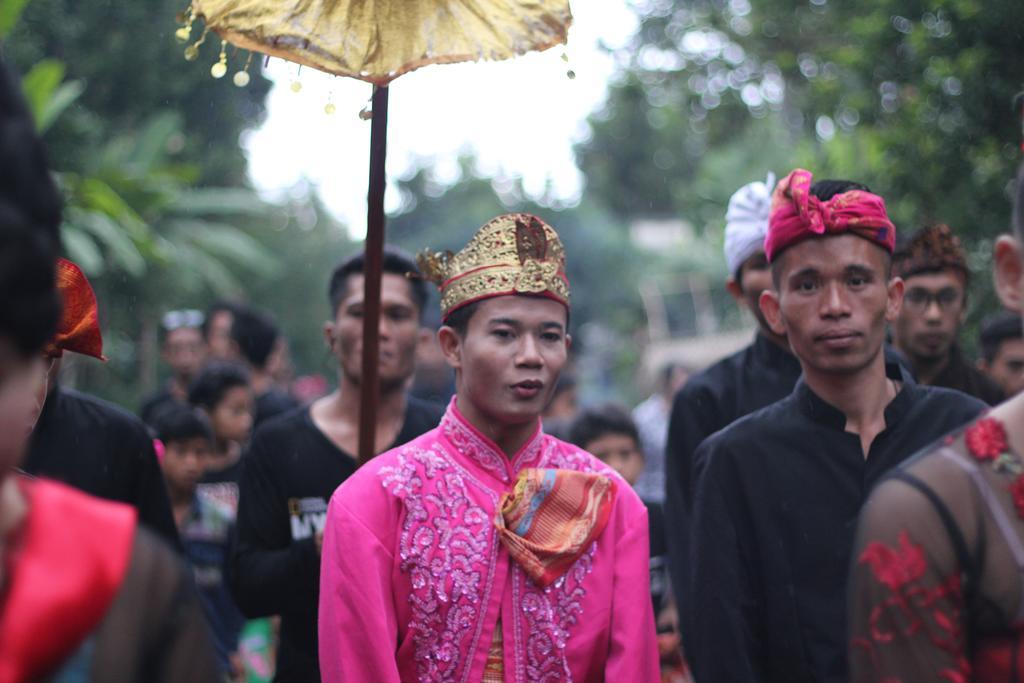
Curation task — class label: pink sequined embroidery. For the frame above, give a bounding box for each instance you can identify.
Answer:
[380,445,499,683]
[510,544,597,682]
[440,401,546,483]
[380,405,615,683]
[442,416,510,482]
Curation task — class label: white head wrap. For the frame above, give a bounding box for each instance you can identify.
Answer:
[724,172,776,276]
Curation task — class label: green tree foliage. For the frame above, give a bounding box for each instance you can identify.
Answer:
[579,0,1024,240]
[2,0,338,406]
[244,188,356,386]
[4,0,271,185]
[0,0,370,410]
[576,0,1024,354]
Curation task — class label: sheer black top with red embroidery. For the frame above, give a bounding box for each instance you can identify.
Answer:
[849,414,1024,682]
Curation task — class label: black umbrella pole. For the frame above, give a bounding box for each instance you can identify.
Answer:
[358,84,390,465]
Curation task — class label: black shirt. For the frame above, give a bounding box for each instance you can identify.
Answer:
[646,500,670,619]
[932,345,1004,405]
[686,362,985,683]
[664,333,802,616]
[24,385,180,547]
[254,389,300,428]
[230,397,444,682]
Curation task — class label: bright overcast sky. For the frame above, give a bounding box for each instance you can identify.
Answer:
[243,1,638,238]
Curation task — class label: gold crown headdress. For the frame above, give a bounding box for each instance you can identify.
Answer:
[417,213,570,320]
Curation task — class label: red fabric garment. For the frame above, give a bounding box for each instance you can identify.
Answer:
[43,258,105,360]
[764,168,896,262]
[0,479,135,683]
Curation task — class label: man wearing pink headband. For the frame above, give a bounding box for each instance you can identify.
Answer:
[664,175,802,651]
[686,169,985,682]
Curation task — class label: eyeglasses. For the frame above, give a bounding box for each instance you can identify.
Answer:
[162,309,205,331]
[903,287,962,312]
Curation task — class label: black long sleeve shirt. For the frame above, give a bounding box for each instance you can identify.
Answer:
[932,344,1005,405]
[685,362,985,682]
[664,333,802,624]
[230,397,443,682]
[23,385,180,547]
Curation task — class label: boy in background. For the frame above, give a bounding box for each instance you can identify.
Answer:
[188,361,253,512]
[229,306,298,428]
[569,403,687,682]
[156,403,244,680]
[978,310,1024,397]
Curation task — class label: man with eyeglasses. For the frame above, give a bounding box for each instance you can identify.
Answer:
[892,223,1004,404]
[139,309,208,426]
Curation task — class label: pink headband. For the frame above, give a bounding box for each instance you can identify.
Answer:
[764,169,895,262]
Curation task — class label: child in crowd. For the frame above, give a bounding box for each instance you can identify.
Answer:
[187,360,253,511]
[182,364,276,680]
[569,403,689,683]
[155,404,245,680]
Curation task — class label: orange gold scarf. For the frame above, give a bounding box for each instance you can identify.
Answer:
[494,468,616,589]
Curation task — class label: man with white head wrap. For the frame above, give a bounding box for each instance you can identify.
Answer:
[724,172,776,278]
[664,173,802,648]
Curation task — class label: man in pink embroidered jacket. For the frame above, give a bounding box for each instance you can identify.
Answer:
[318,214,659,682]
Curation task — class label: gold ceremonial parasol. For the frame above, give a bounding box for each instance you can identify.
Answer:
[177,0,572,463]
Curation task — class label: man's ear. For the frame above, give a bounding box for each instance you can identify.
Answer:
[885,276,905,323]
[322,321,335,351]
[726,276,744,304]
[758,289,786,336]
[565,333,573,353]
[994,235,1024,314]
[437,326,463,370]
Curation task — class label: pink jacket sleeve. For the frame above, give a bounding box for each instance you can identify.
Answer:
[318,491,401,683]
[606,502,661,682]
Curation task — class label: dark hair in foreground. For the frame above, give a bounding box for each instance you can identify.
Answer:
[328,247,428,317]
[771,178,890,286]
[188,361,250,411]
[231,306,280,369]
[153,403,214,444]
[0,63,63,357]
[567,403,640,452]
